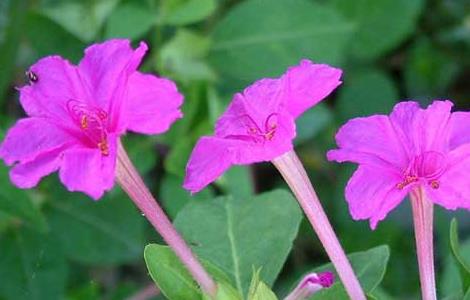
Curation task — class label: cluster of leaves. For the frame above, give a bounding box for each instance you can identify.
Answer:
[0,0,469,299]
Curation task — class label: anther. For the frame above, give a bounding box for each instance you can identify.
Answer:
[98,140,109,156]
[429,180,440,189]
[80,116,88,129]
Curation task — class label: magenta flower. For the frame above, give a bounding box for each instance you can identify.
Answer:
[328,100,470,229]
[0,39,183,199]
[285,272,335,300]
[184,59,341,193]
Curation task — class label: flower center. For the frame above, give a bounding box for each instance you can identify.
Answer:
[396,151,446,190]
[241,113,278,143]
[67,100,109,156]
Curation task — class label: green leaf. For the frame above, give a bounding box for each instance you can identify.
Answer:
[105,2,156,40]
[248,269,278,300]
[160,0,216,26]
[210,0,353,84]
[25,12,85,63]
[310,246,390,299]
[174,189,303,295]
[0,0,27,101]
[0,228,68,300]
[144,244,237,300]
[294,104,333,145]
[159,29,216,82]
[329,0,424,60]
[404,38,459,100]
[218,166,255,200]
[0,165,47,231]
[144,244,203,300]
[46,186,144,264]
[160,174,213,219]
[450,219,470,291]
[465,288,470,300]
[40,0,120,42]
[208,282,243,300]
[336,69,398,121]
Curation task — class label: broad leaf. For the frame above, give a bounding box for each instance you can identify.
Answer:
[210,0,353,84]
[329,0,424,60]
[0,165,46,231]
[160,0,216,26]
[294,104,333,145]
[174,189,303,295]
[40,0,119,42]
[450,219,470,291]
[105,2,156,40]
[310,245,390,299]
[248,270,278,300]
[0,228,68,300]
[46,186,144,264]
[336,69,398,120]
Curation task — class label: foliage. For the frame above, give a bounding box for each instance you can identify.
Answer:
[0,0,469,299]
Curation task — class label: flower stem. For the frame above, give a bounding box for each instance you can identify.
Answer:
[410,188,436,300]
[115,141,217,297]
[272,150,366,300]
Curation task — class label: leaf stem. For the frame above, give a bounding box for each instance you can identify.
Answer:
[272,150,366,300]
[410,188,436,300]
[115,140,217,297]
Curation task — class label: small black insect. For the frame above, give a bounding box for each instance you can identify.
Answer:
[26,71,38,83]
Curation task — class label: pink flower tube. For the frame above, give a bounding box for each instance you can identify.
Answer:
[328,101,470,300]
[184,60,366,299]
[0,39,216,297]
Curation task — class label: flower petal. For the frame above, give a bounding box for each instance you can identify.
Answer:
[58,137,116,200]
[10,146,64,188]
[215,79,283,138]
[125,72,183,134]
[425,144,470,211]
[282,59,342,118]
[79,39,147,132]
[183,137,239,194]
[448,111,470,150]
[20,56,84,123]
[327,115,408,171]
[410,100,453,154]
[0,118,73,165]
[345,165,407,229]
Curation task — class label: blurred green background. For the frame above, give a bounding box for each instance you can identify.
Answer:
[0,0,469,299]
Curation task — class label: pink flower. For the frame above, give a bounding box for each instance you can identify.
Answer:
[328,101,470,229]
[285,272,335,300]
[183,59,342,193]
[0,39,183,199]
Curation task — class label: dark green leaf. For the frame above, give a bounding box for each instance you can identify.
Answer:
[295,104,333,145]
[46,187,144,265]
[218,166,255,200]
[160,0,216,26]
[450,219,470,291]
[329,0,424,60]
[0,228,68,300]
[174,190,303,295]
[210,0,353,83]
[0,165,47,231]
[40,0,119,42]
[105,2,156,40]
[310,246,390,299]
[336,69,398,120]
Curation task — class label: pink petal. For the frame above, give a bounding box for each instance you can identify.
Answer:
[425,144,470,211]
[327,115,408,171]
[345,165,408,229]
[448,111,470,150]
[215,79,283,138]
[10,146,64,188]
[20,56,85,124]
[58,136,116,200]
[125,72,183,134]
[78,39,147,133]
[282,59,342,118]
[410,100,453,154]
[0,118,73,165]
[183,137,239,194]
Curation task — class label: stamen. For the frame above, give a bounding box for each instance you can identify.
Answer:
[396,175,419,190]
[80,115,88,129]
[98,140,109,156]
